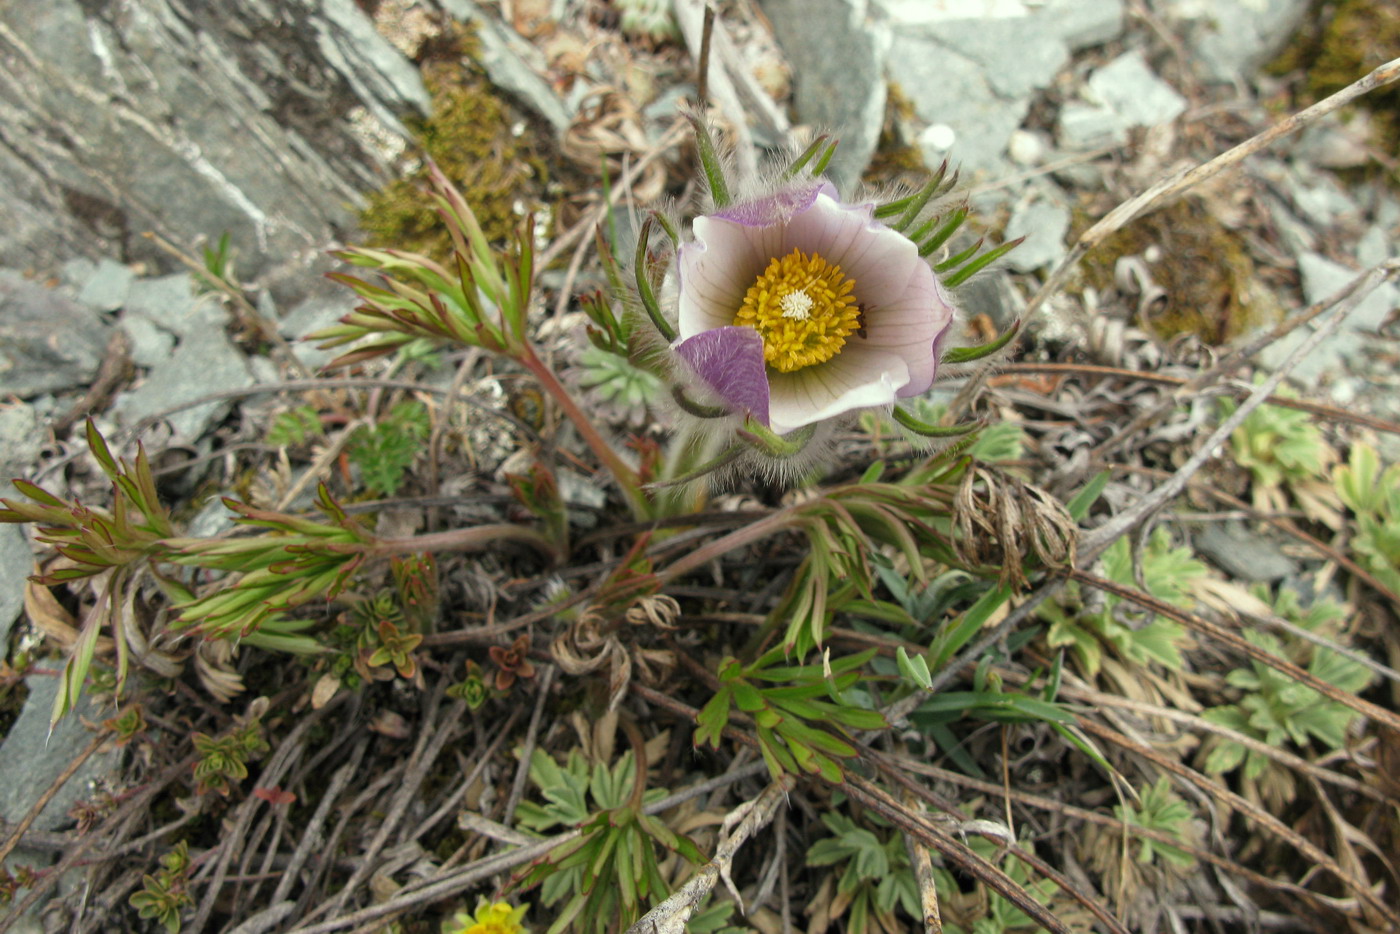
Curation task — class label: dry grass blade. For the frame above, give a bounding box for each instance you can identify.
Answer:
[843,774,1083,934]
[1027,56,1400,316]
[886,754,1325,904]
[623,776,794,933]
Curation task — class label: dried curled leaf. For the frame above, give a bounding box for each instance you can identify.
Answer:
[953,465,1077,588]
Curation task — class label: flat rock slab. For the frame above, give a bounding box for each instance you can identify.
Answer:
[0,271,108,398]
[881,0,1124,177]
[113,323,255,441]
[0,403,42,648]
[1160,0,1310,83]
[1003,198,1071,272]
[763,0,890,189]
[1059,50,1188,150]
[0,675,120,836]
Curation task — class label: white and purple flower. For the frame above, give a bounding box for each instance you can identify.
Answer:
[672,180,957,437]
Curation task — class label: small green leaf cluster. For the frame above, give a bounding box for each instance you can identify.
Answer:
[695,647,885,783]
[314,166,535,366]
[1041,528,1205,676]
[1334,442,1400,595]
[1202,588,1372,779]
[771,460,973,656]
[1113,777,1197,870]
[129,841,194,933]
[515,749,701,934]
[264,404,325,447]
[348,400,432,497]
[1222,391,1333,491]
[907,648,1110,778]
[200,231,235,287]
[935,835,1069,934]
[577,344,663,414]
[166,484,370,652]
[0,421,173,583]
[506,462,570,556]
[806,811,920,934]
[192,717,270,796]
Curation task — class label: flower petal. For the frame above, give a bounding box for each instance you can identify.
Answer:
[676,217,771,336]
[674,326,771,426]
[711,181,827,227]
[781,192,922,311]
[767,346,910,435]
[857,265,958,397]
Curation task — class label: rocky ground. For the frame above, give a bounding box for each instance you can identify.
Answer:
[1,1,1398,932]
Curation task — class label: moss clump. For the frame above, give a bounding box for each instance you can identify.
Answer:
[360,52,541,257]
[862,83,929,187]
[1267,0,1400,181]
[1077,198,1279,345]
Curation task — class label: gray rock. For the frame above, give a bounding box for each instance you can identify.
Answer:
[955,270,1023,331]
[280,292,358,370]
[0,271,108,398]
[0,525,31,650]
[890,39,1030,177]
[1040,0,1125,50]
[76,259,135,313]
[1057,102,1123,149]
[1259,252,1400,385]
[1285,167,1362,229]
[761,0,889,190]
[1297,252,1398,333]
[113,324,254,441]
[123,274,220,337]
[1061,49,1186,148]
[0,404,42,648]
[117,314,178,370]
[932,17,1069,101]
[1087,51,1187,129]
[1161,0,1310,83]
[1196,522,1297,582]
[1356,225,1392,270]
[58,258,99,292]
[1002,198,1071,272]
[0,0,420,284]
[880,0,1124,178]
[875,0,1122,44]
[314,0,432,137]
[0,674,120,835]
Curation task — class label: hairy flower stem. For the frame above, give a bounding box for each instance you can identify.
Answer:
[372,524,558,563]
[655,507,798,585]
[517,347,650,519]
[652,421,730,517]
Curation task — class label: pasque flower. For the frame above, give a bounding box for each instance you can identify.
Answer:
[672,180,957,436]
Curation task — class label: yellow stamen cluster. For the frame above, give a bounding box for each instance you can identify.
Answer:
[733,248,860,373]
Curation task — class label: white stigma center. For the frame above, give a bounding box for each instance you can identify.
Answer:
[779,290,814,320]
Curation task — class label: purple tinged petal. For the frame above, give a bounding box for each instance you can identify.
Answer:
[711,181,830,227]
[674,326,771,426]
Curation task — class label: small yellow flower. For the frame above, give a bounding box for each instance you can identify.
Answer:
[442,898,529,934]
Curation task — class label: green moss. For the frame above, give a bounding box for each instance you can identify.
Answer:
[862,83,930,186]
[1076,198,1280,345]
[360,39,543,258]
[1267,0,1400,183]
